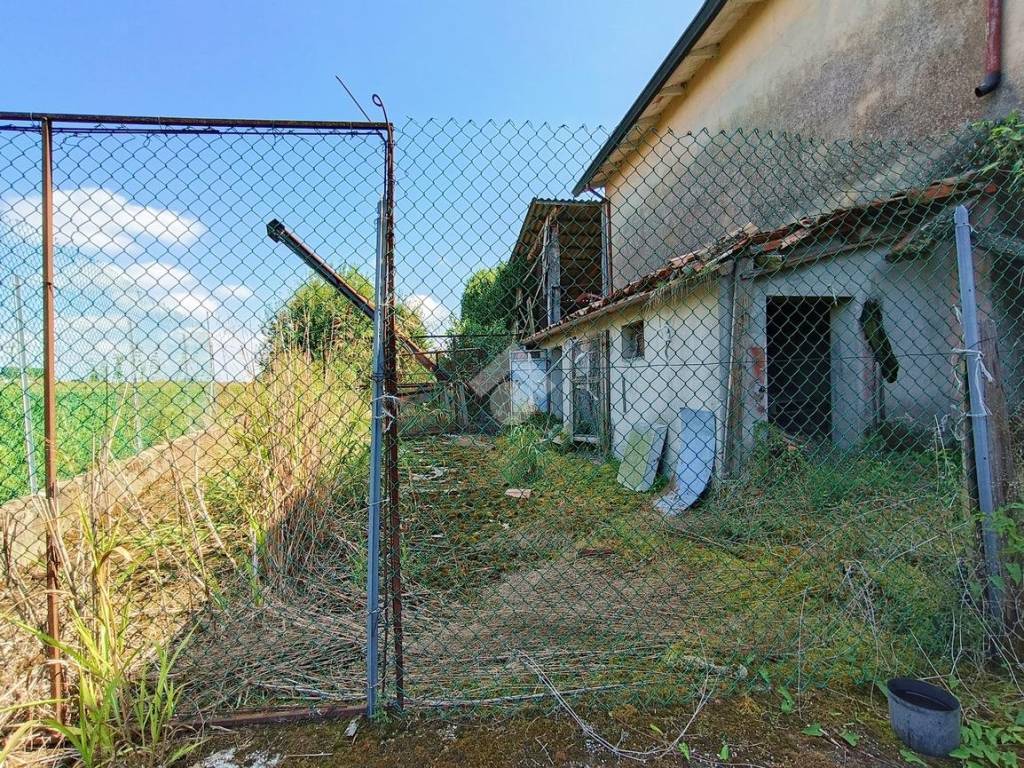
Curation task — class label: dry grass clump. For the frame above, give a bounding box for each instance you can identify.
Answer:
[1,347,375,761]
[168,350,373,713]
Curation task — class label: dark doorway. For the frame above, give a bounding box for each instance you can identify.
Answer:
[766,296,833,441]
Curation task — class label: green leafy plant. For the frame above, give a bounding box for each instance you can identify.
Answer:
[975,111,1024,191]
[718,741,731,761]
[778,686,795,714]
[5,504,200,767]
[949,716,1024,768]
[802,723,824,737]
[839,730,860,747]
[131,643,197,764]
[498,424,551,486]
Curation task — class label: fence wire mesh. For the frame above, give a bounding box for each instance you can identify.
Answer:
[1,114,1022,754]
[385,119,1024,712]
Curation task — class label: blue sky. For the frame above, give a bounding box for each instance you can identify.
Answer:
[2,1,700,125]
[1,2,703,381]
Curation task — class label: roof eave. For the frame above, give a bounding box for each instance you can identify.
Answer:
[572,0,729,195]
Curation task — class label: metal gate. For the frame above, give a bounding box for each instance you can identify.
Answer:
[0,111,399,731]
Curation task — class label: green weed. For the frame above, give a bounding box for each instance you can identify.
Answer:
[3,503,201,767]
[497,424,552,486]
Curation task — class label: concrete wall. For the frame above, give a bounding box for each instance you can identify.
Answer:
[540,279,730,477]
[736,245,962,451]
[603,0,1024,291]
[654,0,1022,143]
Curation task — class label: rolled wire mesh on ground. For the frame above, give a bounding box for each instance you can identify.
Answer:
[0,115,1022,759]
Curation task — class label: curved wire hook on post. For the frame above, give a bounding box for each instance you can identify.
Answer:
[371,93,406,710]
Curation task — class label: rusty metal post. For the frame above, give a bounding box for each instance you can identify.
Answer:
[376,98,405,708]
[40,117,66,722]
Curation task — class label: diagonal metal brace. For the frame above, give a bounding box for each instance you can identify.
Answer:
[267,218,449,381]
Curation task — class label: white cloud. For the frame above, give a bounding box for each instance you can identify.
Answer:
[78,261,219,320]
[212,283,255,301]
[167,322,264,382]
[3,187,205,256]
[211,325,265,382]
[162,290,218,319]
[406,293,454,341]
[114,261,195,292]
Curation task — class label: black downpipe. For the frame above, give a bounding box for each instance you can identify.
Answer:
[976,71,1002,99]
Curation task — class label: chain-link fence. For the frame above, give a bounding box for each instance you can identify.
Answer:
[1,113,1022,752]
[386,120,1024,712]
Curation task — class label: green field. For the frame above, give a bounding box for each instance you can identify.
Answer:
[0,376,211,504]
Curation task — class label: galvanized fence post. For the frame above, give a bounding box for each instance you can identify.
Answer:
[366,197,386,717]
[13,276,39,495]
[953,203,1005,637]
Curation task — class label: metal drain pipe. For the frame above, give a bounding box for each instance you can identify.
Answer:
[975,0,1003,97]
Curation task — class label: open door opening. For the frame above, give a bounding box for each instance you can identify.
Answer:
[766,296,833,441]
[570,334,606,444]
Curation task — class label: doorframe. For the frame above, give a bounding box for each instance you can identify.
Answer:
[568,332,608,446]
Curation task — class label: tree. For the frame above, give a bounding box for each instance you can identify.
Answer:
[265,272,374,363]
[460,260,528,332]
[449,259,533,370]
[264,269,427,369]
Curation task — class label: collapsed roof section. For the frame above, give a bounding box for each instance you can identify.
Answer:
[509,198,605,337]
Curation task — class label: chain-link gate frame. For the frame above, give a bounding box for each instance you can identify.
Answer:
[0,111,409,739]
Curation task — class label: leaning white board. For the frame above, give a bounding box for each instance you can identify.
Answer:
[617,423,668,492]
[655,408,715,515]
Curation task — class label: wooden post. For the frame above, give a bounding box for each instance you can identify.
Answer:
[724,258,751,475]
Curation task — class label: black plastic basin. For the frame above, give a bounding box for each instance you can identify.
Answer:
[887,677,961,757]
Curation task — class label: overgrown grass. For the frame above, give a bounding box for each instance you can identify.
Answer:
[2,344,1017,762]
[161,349,375,713]
[398,422,1012,713]
[1,475,204,767]
[1,348,375,761]
[498,423,554,486]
